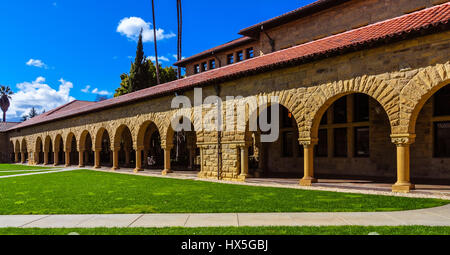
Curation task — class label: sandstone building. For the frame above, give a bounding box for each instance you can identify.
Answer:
[2,0,450,193]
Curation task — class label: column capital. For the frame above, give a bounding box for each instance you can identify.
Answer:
[298,138,318,147]
[391,134,416,145]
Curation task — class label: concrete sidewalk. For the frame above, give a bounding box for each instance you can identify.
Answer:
[1,204,449,228]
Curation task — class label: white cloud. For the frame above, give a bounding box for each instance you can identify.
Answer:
[7,77,75,120]
[116,17,175,43]
[81,85,111,96]
[91,88,111,96]
[26,59,47,69]
[81,85,91,93]
[147,56,169,62]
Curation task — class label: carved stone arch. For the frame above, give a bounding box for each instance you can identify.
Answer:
[34,136,43,152]
[78,130,93,151]
[399,62,450,134]
[14,140,20,153]
[135,118,163,150]
[53,134,64,152]
[65,132,77,152]
[299,76,399,140]
[94,127,110,150]
[44,135,52,152]
[113,124,134,149]
[20,137,28,153]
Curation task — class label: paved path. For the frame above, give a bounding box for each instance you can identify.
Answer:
[0,204,449,228]
[0,168,76,179]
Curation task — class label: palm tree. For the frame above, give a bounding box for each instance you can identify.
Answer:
[0,85,13,122]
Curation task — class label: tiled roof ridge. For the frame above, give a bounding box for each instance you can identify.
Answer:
[8,3,450,131]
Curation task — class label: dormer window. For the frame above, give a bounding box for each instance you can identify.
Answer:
[201,62,208,72]
[194,64,200,74]
[227,54,234,65]
[209,59,216,70]
[237,51,244,62]
[246,47,254,59]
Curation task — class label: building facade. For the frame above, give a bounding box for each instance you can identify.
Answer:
[3,0,450,193]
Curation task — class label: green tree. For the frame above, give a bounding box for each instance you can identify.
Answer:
[114,31,178,97]
[0,85,13,122]
[21,107,39,121]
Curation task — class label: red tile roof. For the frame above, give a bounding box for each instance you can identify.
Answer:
[8,3,450,131]
[174,36,255,66]
[239,0,350,37]
[0,122,20,133]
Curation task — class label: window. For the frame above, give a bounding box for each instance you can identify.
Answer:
[355,127,370,157]
[194,64,200,74]
[334,128,347,157]
[316,129,328,157]
[434,86,450,116]
[201,62,207,72]
[246,48,254,59]
[282,132,294,157]
[333,97,347,123]
[236,51,244,62]
[434,122,450,157]
[354,94,369,122]
[227,54,234,65]
[209,59,216,70]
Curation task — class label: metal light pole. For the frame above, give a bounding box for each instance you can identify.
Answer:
[177,0,183,79]
[151,0,161,85]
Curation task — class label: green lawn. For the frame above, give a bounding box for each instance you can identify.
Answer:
[0,169,447,215]
[0,164,56,171]
[0,226,449,235]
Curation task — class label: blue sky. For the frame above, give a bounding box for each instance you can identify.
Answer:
[0,0,315,121]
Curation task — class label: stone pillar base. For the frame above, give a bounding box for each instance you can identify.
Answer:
[238,174,248,182]
[133,168,143,173]
[78,165,85,168]
[162,169,173,175]
[299,178,317,186]
[111,167,119,171]
[93,166,101,169]
[392,183,415,193]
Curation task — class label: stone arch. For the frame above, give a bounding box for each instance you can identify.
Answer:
[94,127,111,150]
[54,134,64,152]
[400,62,450,134]
[65,132,77,152]
[113,124,134,149]
[136,120,163,149]
[300,76,398,140]
[14,140,20,153]
[44,135,52,152]
[20,138,28,153]
[34,136,43,153]
[78,130,93,151]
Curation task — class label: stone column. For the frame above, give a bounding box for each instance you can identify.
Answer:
[65,151,70,167]
[299,138,318,186]
[239,145,249,181]
[111,147,120,171]
[134,148,143,173]
[78,150,85,167]
[14,152,19,163]
[53,151,59,166]
[94,149,101,169]
[21,152,25,163]
[33,151,39,165]
[391,134,416,193]
[43,150,49,165]
[162,146,173,175]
